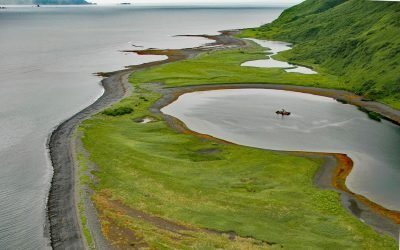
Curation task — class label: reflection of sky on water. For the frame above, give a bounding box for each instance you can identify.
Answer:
[163,89,400,211]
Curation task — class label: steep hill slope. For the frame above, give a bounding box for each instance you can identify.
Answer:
[242,0,400,109]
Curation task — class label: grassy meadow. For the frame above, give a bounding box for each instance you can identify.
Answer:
[78,40,397,249]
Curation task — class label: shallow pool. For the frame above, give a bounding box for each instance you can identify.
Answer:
[241,38,317,74]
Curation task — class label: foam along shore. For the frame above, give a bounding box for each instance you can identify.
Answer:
[241,38,317,74]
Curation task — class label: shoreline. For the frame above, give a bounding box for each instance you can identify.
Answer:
[46,31,245,248]
[152,83,400,238]
[47,29,399,248]
[47,69,132,249]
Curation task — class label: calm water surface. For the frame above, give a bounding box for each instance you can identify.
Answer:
[242,38,317,74]
[0,6,283,249]
[162,89,400,211]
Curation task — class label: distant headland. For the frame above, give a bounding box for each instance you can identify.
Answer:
[0,0,90,5]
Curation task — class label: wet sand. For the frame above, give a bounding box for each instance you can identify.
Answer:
[48,30,399,249]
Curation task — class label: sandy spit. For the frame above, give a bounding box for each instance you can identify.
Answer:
[46,30,245,249]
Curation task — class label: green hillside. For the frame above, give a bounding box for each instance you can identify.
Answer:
[241,0,400,109]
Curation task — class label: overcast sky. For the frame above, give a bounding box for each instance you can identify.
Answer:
[90,0,304,6]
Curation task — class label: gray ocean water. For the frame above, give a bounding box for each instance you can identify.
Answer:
[162,89,400,211]
[0,6,284,249]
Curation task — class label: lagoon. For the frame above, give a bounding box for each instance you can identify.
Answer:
[162,88,400,211]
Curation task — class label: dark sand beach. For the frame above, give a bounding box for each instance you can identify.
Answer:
[46,31,245,249]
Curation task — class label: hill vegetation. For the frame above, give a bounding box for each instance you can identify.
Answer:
[241,0,400,109]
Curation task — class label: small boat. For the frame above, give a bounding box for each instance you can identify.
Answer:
[276,109,291,116]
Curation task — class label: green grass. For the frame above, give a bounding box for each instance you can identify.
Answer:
[240,0,400,109]
[130,42,342,89]
[358,106,383,122]
[77,153,95,249]
[79,43,397,247]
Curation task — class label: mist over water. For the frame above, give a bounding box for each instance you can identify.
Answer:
[0,6,283,248]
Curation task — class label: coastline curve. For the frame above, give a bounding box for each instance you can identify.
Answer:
[47,70,132,249]
[46,31,245,249]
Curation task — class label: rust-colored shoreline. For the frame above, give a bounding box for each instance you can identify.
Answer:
[332,154,400,224]
[152,83,400,238]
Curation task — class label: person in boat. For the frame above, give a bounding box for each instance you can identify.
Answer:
[276,108,291,116]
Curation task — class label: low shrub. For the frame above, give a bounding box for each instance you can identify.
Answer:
[367,111,382,122]
[103,106,133,116]
[358,107,382,122]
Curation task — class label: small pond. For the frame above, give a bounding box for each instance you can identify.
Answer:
[241,38,317,74]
